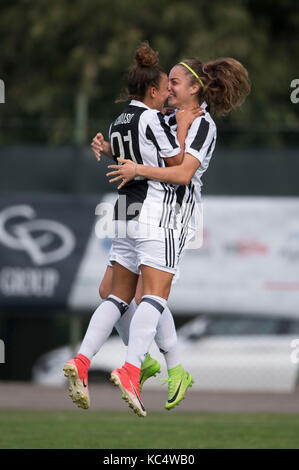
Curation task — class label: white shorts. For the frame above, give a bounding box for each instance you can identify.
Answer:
[173,226,198,283]
[108,221,179,275]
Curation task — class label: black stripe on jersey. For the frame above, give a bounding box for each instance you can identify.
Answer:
[167,187,174,226]
[179,226,188,256]
[168,115,177,127]
[115,180,149,221]
[160,184,170,227]
[206,135,215,156]
[157,112,178,149]
[146,125,165,168]
[146,124,161,150]
[190,118,210,151]
[181,182,195,226]
[175,185,186,215]
[183,191,195,227]
[183,200,196,235]
[160,183,175,228]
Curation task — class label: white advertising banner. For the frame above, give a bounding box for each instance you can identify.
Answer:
[68,195,299,317]
[169,196,299,317]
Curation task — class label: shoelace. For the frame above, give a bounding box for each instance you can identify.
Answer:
[159,377,176,398]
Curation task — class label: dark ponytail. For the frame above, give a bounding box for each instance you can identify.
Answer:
[117,41,165,102]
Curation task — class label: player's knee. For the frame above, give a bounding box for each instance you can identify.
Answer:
[134,291,142,305]
[99,282,111,300]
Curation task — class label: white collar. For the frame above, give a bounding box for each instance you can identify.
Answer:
[129,99,151,110]
[175,101,208,112]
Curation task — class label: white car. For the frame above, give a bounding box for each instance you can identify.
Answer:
[32,314,299,392]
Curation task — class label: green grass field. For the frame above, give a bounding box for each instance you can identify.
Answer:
[0,410,299,449]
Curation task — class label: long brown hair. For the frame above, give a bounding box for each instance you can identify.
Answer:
[117,42,166,102]
[178,57,250,116]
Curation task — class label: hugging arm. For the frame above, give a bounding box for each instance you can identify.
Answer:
[107,154,200,188]
[107,108,203,188]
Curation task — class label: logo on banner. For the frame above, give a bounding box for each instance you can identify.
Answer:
[0,205,76,298]
[0,205,75,265]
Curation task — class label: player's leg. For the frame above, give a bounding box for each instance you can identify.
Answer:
[154,228,195,410]
[111,265,172,417]
[64,262,138,410]
[114,274,142,344]
[100,266,161,390]
[110,221,179,415]
[99,265,113,300]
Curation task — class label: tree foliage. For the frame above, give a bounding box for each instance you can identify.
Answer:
[0,0,298,146]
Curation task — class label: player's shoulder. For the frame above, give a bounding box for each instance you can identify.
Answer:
[191,110,216,131]
[140,108,165,128]
[139,107,157,119]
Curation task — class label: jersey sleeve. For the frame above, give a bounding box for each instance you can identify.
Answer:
[144,111,181,159]
[184,117,217,165]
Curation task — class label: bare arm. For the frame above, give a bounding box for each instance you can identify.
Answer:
[107,154,200,188]
[162,107,202,167]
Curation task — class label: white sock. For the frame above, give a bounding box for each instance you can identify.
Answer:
[155,305,180,370]
[78,295,128,360]
[125,295,166,368]
[115,299,137,346]
[114,298,180,369]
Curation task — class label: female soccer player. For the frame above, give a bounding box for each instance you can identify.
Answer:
[106,57,250,413]
[107,56,250,267]
[64,43,198,417]
[92,55,250,417]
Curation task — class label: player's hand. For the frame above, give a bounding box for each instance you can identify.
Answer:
[91,132,105,161]
[176,106,203,128]
[106,158,138,189]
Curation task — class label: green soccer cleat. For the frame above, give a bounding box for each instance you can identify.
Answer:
[163,364,194,410]
[140,353,161,392]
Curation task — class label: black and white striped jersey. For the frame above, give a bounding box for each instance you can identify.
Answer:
[165,102,217,231]
[109,100,180,228]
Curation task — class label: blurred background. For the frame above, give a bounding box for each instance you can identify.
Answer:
[0,0,299,400]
